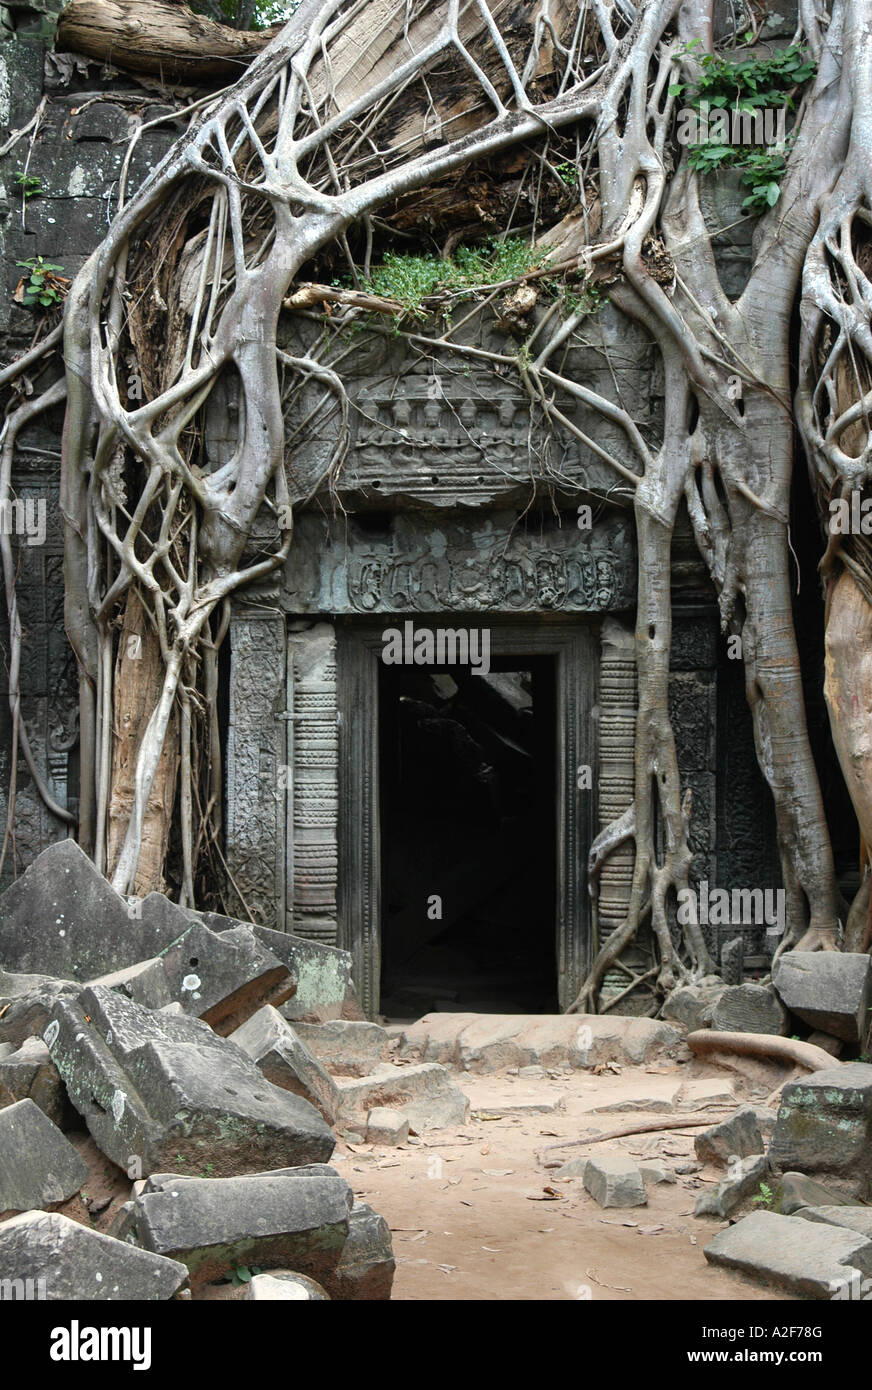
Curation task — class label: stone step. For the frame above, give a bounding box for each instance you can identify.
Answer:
[389,1012,681,1073]
[333,1062,469,1130]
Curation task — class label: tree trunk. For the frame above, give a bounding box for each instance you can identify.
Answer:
[56,0,279,83]
[106,590,179,896]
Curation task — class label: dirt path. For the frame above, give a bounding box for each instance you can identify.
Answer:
[332,1062,790,1301]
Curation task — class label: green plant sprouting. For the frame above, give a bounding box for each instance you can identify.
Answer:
[670,43,816,213]
[14,172,42,199]
[14,256,69,309]
[362,236,548,317]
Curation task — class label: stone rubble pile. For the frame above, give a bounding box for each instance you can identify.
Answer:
[566,952,872,1299]
[0,841,464,1300]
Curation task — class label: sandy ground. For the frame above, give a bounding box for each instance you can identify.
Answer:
[328,1061,792,1302]
[52,1058,793,1302]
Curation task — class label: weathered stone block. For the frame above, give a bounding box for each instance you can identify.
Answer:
[704,1210,872,1299]
[231,1006,339,1124]
[796,1207,872,1238]
[366,1108,409,1146]
[769,1064,872,1182]
[710,983,788,1035]
[773,951,872,1043]
[46,985,334,1177]
[775,1171,861,1215]
[327,1201,395,1300]
[334,1063,469,1130]
[0,1099,88,1211]
[693,1153,769,1219]
[92,922,295,1036]
[117,1172,352,1290]
[0,970,79,1048]
[203,915,360,1022]
[0,1036,65,1126]
[694,1107,765,1167]
[292,1020,389,1076]
[0,1210,188,1300]
[583,1155,647,1208]
[0,841,181,980]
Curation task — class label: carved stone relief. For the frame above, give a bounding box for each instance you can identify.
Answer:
[283,510,636,615]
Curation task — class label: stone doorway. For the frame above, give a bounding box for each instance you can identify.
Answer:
[337,619,596,1018]
[378,656,558,1016]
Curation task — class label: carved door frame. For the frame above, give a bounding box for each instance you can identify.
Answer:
[337,617,598,1017]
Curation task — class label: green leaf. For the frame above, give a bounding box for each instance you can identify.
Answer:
[765,181,781,206]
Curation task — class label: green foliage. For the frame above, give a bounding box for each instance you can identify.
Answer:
[14,256,68,309]
[752,1181,774,1208]
[555,161,579,188]
[363,236,547,317]
[230,1263,263,1285]
[669,43,816,215]
[14,172,42,199]
[669,42,816,112]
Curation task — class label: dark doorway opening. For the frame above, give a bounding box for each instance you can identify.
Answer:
[379,655,558,1016]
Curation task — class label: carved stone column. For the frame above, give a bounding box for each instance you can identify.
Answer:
[596,618,642,1005]
[225,608,287,928]
[286,622,339,943]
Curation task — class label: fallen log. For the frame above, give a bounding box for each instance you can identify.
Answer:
[686,1030,838,1073]
[56,0,279,84]
[541,1113,734,1155]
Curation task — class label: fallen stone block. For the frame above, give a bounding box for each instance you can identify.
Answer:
[116,1172,352,1290]
[0,1210,188,1300]
[90,922,295,1037]
[774,1172,863,1215]
[0,840,183,981]
[694,1107,765,1167]
[46,985,334,1177]
[292,1021,390,1077]
[773,951,872,1043]
[662,980,727,1032]
[327,1201,395,1300]
[796,1206,872,1238]
[703,1209,872,1298]
[333,1063,469,1130]
[638,1162,677,1186]
[245,1271,330,1300]
[750,1105,778,1140]
[769,1063,872,1183]
[231,1006,339,1124]
[675,1077,736,1109]
[366,1108,409,1146]
[0,971,79,1049]
[554,1157,587,1178]
[583,1155,647,1209]
[0,1099,88,1212]
[710,984,788,1036]
[807,1031,843,1057]
[693,1153,769,1219]
[201,915,361,1022]
[0,1036,66,1127]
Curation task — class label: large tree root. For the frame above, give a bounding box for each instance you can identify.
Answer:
[686,1030,840,1073]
